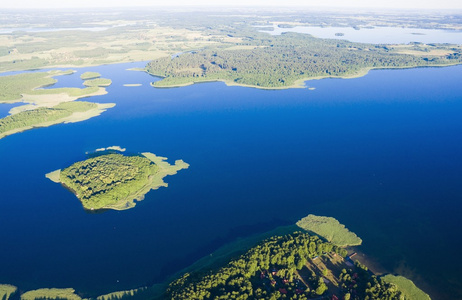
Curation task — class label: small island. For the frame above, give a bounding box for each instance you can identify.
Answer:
[83,78,112,87]
[46,150,189,211]
[80,71,101,80]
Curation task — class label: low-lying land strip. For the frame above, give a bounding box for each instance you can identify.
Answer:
[296,214,363,247]
[0,70,113,139]
[80,72,101,80]
[0,101,114,139]
[83,78,112,87]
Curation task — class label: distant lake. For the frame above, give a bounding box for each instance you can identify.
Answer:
[0,63,462,300]
[264,25,462,44]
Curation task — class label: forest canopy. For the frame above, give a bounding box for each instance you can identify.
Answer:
[146,32,462,88]
[46,151,189,211]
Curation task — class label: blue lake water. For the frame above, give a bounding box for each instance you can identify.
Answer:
[265,25,462,44]
[0,62,462,299]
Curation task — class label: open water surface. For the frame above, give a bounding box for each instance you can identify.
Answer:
[0,62,461,299]
[265,25,462,44]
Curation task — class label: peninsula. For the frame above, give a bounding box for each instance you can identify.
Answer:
[46,151,189,211]
[0,70,114,139]
[166,214,430,300]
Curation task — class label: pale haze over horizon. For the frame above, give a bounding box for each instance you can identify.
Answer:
[2,0,461,10]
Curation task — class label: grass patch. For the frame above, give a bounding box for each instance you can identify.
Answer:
[296,214,362,247]
[21,288,81,300]
[382,275,431,300]
[0,284,17,300]
[80,72,101,80]
[28,86,100,97]
[0,72,57,102]
[83,78,112,87]
[0,101,101,139]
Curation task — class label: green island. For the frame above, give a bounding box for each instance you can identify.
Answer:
[0,215,429,300]
[296,214,363,247]
[83,78,112,87]
[80,72,101,80]
[46,151,189,211]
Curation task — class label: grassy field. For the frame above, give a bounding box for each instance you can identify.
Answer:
[296,214,362,247]
[83,78,112,87]
[80,71,101,80]
[0,70,73,102]
[382,275,431,300]
[28,86,100,97]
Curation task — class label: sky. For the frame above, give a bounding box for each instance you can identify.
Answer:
[1,0,461,10]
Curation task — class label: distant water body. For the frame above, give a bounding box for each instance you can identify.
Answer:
[265,25,462,44]
[0,62,462,299]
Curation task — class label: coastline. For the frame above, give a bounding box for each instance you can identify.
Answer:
[45,152,189,212]
[0,103,115,140]
[147,61,462,91]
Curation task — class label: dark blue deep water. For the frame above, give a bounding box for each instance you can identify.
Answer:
[1,63,461,299]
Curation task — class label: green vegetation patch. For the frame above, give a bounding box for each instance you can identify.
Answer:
[20,288,81,300]
[0,101,97,136]
[0,72,57,102]
[47,151,189,211]
[27,86,100,97]
[296,214,362,247]
[147,33,462,89]
[83,78,112,87]
[0,284,17,300]
[382,275,431,300]
[80,71,101,80]
[167,231,404,300]
[0,70,97,103]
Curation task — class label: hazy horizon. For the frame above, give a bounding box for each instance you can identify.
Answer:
[1,0,462,10]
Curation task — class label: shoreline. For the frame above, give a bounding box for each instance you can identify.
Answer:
[0,103,115,140]
[148,62,462,90]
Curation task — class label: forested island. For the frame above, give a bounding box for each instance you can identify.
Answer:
[146,32,462,89]
[46,151,189,211]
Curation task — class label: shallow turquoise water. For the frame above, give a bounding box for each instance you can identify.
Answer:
[0,62,461,299]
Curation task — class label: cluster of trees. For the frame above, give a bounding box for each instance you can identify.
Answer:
[166,232,347,299]
[0,101,97,135]
[339,261,404,300]
[146,32,462,88]
[60,153,158,210]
